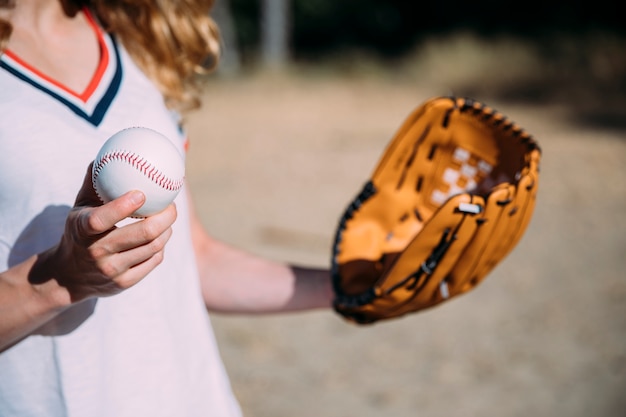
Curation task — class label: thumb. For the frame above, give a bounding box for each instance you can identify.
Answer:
[75,190,146,239]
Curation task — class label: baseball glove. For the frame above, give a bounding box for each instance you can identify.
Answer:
[331,96,541,324]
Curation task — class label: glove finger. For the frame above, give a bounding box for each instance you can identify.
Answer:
[382,194,484,314]
[504,149,541,254]
[372,98,454,201]
[473,169,539,282]
[446,184,516,294]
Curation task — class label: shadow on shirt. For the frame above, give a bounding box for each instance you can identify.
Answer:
[8,205,97,337]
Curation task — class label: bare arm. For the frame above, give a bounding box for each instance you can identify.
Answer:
[0,166,177,352]
[187,191,333,314]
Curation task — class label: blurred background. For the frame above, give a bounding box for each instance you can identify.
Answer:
[185,1,626,416]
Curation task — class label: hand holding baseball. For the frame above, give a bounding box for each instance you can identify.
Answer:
[31,164,177,303]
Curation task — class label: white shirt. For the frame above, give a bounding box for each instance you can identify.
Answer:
[0,11,241,417]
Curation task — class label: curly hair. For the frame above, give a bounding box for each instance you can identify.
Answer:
[0,0,221,113]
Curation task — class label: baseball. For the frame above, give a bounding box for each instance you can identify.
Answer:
[92,127,185,218]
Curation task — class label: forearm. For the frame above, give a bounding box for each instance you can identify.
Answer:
[0,252,71,352]
[1,189,176,352]
[196,236,333,313]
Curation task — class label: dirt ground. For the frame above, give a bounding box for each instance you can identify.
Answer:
[184,61,626,417]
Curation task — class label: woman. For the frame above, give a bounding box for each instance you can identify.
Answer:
[0,1,332,415]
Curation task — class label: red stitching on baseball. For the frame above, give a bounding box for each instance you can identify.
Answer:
[93,150,184,191]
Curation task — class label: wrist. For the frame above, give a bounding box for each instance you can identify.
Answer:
[28,249,73,313]
[0,251,73,351]
[290,265,334,310]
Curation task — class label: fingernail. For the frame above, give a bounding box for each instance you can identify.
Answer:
[130,191,145,205]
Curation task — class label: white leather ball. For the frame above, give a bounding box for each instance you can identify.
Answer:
[92,127,185,217]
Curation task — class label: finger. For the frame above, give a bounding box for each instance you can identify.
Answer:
[122,227,172,271]
[92,204,177,254]
[96,225,173,281]
[79,190,147,237]
[112,249,167,290]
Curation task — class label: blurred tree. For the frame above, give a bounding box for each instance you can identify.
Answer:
[261,0,291,68]
[213,0,242,74]
[229,0,260,65]
[226,0,625,65]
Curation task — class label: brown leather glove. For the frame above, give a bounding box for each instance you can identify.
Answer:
[331,96,541,324]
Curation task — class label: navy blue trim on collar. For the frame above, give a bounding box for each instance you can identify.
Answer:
[0,37,123,127]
